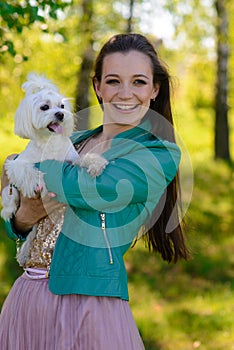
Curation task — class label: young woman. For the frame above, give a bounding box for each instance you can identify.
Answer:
[0,33,190,350]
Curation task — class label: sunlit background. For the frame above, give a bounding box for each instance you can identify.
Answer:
[0,1,234,349]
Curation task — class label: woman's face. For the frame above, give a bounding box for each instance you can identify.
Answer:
[94,50,159,128]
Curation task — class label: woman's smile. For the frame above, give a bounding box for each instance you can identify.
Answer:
[94,50,159,130]
[112,103,139,112]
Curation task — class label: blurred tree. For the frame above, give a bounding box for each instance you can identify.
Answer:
[74,0,144,129]
[214,0,230,160]
[0,0,71,58]
[74,0,95,130]
[126,0,134,33]
[164,0,231,161]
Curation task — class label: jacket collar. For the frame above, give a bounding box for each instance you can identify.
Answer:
[70,119,152,145]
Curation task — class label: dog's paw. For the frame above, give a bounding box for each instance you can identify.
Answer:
[1,186,19,221]
[78,153,108,177]
[1,206,16,221]
[21,180,47,198]
[6,160,47,198]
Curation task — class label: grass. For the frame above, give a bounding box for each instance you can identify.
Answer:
[0,106,234,349]
[125,155,234,349]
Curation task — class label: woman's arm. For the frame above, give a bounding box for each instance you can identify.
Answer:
[13,193,61,232]
[1,155,64,239]
[37,140,181,212]
[4,193,65,240]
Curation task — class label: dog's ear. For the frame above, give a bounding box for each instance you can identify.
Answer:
[22,72,59,96]
[14,96,35,139]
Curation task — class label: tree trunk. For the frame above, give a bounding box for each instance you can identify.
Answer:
[126,0,134,33]
[214,0,230,160]
[74,0,95,130]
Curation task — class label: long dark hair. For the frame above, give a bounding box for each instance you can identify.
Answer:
[92,33,190,263]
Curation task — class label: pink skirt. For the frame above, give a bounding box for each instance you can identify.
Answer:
[0,272,145,350]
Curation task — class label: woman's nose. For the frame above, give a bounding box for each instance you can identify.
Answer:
[118,84,133,99]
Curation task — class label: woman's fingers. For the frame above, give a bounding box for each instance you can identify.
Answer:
[41,194,65,216]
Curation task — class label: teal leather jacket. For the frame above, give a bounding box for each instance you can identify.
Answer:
[5,120,181,300]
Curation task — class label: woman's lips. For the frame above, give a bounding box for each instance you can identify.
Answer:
[112,103,139,111]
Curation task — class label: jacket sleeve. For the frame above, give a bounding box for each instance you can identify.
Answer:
[4,219,29,241]
[37,140,181,212]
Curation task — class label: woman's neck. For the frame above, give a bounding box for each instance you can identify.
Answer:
[78,122,138,156]
[101,123,137,141]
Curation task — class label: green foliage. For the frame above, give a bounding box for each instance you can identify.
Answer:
[0,90,234,350]
[0,0,72,56]
[0,1,234,348]
[165,0,216,52]
[0,219,22,307]
[126,156,234,349]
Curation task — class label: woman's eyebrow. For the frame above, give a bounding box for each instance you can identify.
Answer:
[133,74,150,80]
[104,73,150,79]
[104,74,119,79]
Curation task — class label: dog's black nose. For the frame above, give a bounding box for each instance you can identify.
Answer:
[55,112,64,121]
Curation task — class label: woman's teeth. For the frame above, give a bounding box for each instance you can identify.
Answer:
[115,104,136,110]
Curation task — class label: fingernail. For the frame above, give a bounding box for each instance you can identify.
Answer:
[48,192,56,198]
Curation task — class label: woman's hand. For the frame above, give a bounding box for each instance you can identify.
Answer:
[1,154,64,233]
[13,192,64,233]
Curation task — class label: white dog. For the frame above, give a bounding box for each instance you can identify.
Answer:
[1,73,108,264]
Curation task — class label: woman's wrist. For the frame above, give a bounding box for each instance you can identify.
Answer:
[12,207,34,233]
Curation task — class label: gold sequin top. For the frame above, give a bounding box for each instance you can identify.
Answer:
[24,206,66,269]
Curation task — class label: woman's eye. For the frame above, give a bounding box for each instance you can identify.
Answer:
[61,104,65,109]
[134,79,147,86]
[40,104,49,111]
[106,79,119,85]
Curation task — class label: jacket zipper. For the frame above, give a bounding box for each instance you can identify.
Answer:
[100,213,113,264]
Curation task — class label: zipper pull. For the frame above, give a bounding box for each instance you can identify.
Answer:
[100,213,105,230]
[100,213,113,265]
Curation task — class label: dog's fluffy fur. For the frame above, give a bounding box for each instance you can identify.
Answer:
[1,73,108,265]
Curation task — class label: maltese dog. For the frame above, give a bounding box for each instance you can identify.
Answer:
[1,73,108,267]
[1,72,108,221]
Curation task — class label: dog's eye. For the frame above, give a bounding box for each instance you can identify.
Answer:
[61,104,65,109]
[40,104,49,111]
